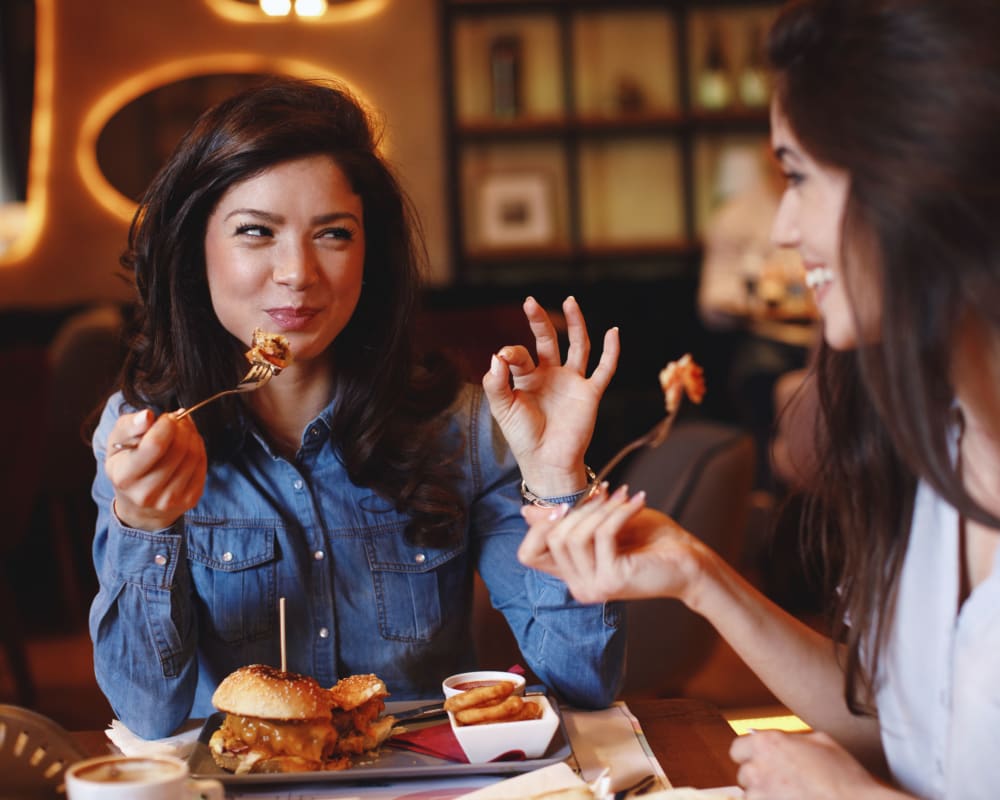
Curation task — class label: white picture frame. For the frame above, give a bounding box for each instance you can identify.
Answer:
[477,172,554,247]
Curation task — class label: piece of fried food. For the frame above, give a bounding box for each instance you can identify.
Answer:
[454,695,525,726]
[658,353,706,414]
[245,327,293,370]
[443,681,515,712]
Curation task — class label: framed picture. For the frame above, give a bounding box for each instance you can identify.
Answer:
[477,172,554,247]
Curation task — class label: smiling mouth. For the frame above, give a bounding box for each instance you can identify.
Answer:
[804,268,834,290]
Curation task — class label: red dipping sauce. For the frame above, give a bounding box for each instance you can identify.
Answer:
[452,680,503,691]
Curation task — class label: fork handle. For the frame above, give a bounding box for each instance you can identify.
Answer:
[172,388,240,420]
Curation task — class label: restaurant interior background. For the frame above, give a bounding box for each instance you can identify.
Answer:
[1,0,820,731]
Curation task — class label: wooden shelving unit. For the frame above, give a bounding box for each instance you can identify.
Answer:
[439,0,782,285]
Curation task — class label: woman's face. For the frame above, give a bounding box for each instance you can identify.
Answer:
[204,154,365,366]
[770,103,880,350]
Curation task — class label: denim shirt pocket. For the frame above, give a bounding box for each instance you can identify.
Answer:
[364,525,466,643]
[186,521,277,645]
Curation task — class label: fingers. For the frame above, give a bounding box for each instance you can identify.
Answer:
[589,326,620,393]
[106,411,207,528]
[561,296,591,374]
[522,296,562,367]
[482,353,514,417]
[518,486,648,603]
[107,409,155,453]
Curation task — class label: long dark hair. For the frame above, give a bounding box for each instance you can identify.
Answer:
[768,0,1000,712]
[118,76,464,545]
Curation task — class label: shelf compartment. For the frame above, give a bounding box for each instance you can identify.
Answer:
[571,9,679,119]
[452,13,564,123]
[577,137,685,248]
[459,141,571,254]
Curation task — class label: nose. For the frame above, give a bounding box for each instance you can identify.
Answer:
[272,240,319,290]
[770,190,800,249]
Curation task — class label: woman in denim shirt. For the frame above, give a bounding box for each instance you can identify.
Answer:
[90,77,624,739]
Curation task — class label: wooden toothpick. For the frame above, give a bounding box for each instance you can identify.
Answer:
[279,596,287,673]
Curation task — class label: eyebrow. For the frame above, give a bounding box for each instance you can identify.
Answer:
[223,208,362,226]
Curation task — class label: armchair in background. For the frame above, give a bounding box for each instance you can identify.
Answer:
[613,420,755,698]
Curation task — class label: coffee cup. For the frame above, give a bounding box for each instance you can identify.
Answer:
[65,754,223,800]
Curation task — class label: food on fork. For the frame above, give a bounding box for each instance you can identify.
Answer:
[245,327,293,370]
[658,354,706,414]
[208,665,394,774]
[209,664,338,774]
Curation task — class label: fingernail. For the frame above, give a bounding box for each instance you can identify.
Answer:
[632,490,647,504]
[612,484,629,499]
[133,410,151,431]
[491,354,503,376]
[547,503,569,521]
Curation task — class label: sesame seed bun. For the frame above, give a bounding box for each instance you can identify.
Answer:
[211,664,331,721]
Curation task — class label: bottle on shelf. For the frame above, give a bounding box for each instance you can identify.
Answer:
[489,34,522,119]
[738,22,769,108]
[697,21,732,111]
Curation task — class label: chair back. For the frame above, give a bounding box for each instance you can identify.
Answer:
[615,420,754,696]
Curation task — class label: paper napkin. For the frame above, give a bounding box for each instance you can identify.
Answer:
[104,719,203,760]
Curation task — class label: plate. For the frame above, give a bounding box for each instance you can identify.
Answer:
[187,697,573,785]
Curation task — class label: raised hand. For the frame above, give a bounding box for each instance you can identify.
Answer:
[104,409,208,532]
[482,295,619,498]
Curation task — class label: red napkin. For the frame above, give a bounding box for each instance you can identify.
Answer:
[389,722,526,763]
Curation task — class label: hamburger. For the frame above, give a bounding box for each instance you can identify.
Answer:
[209,664,338,774]
[208,665,396,774]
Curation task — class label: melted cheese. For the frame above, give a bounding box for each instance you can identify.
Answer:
[223,716,336,761]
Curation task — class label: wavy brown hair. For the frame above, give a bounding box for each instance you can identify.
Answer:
[117,76,464,546]
[768,0,1000,712]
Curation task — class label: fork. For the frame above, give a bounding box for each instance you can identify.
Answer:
[111,362,278,452]
[572,409,679,509]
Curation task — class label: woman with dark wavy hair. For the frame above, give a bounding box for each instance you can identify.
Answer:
[512,1,1000,797]
[90,76,624,739]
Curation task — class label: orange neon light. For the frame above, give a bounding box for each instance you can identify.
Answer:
[0,0,53,267]
[76,55,379,224]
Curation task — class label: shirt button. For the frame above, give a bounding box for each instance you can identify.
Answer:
[309,427,320,437]
[293,479,304,490]
[319,627,330,639]
[414,553,426,564]
[154,554,167,566]
[222,551,233,563]
[313,550,325,561]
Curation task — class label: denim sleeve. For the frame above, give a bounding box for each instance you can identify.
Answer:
[89,395,199,739]
[465,389,626,709]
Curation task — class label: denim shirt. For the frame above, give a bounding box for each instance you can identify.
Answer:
[90,385,625,738]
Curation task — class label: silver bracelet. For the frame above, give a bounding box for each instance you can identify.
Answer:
[520,466,599,508]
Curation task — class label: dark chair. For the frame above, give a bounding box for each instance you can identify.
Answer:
[36,305,125,628]
[0,346,51,706]
[614,420,755,696]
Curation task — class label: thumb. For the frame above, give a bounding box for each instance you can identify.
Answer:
[482,354,514,418]
[131,409,154,435]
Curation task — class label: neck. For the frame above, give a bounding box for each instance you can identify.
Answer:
[250,359,334,457]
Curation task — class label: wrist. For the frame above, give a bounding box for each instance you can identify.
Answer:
[520,466,597,507]
[679,538,725,616]
[113,498,178,534]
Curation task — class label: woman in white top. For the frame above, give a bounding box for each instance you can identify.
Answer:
[486,1,1000,797]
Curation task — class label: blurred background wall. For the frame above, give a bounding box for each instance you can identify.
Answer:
[0,0,449,309]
